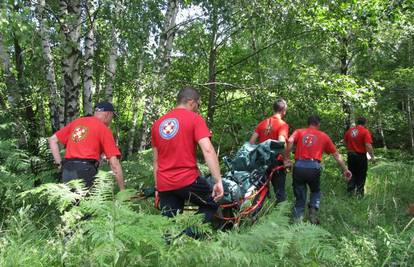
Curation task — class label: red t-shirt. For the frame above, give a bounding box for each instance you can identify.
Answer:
[344,125,373,153]
[55,116,121,161]
[254,116,289,143]
[289,127,336,162]
[254,116,288,160]
[151,108,211,192]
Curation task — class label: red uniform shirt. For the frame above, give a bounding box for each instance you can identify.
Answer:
[344,125,373,153]
[289,127,336,162]
[254,116,288,160]
[151,108,211,192]
[55,116,121,161]
[254,116,289,143]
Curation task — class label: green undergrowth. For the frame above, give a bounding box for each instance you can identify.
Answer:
[0,142,413,266]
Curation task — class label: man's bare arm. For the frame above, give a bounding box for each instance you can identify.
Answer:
[198,137,223,201]
[109,156,125,191]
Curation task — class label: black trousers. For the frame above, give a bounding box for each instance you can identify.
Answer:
[158,177,219,223]
[347,152,368,196]
[292,160,321,219]
[268,160,286,203]
[62,160,98,188]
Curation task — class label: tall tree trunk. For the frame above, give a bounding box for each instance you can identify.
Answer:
[0,32,13,108]
[105,27,118,102]
[207,6,218,126]
[378,115,387,149]
[60,0,82,123]
[339,35,354,131]
[37,101,46,136]
[38,0,61,132]
[137,0,179,150]
[82,0,95,115]
[408,96,414,153]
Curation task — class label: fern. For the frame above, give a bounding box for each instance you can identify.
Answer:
[19,179,88,213]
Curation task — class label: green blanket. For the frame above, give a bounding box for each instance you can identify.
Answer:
[206,140,285,204]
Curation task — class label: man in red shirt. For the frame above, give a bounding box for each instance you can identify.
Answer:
[151,87,223,224]
[250,99,288,203]
[285,115,351,224]
[48,102,125,190]
[344,117,375,197]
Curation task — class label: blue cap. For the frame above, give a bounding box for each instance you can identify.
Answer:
[95,101,117,116]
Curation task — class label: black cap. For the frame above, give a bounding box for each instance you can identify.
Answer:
[95,101,117,116]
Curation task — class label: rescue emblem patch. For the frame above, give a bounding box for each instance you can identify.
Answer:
[159,118,179,139]
[351,129,359,138]
[302,134,317,147]
[71,125,89,143]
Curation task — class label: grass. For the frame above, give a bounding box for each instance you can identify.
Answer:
[0,147,413,266]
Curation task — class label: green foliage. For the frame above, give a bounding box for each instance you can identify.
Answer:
[1,0,414,265]
[0,145,413,266]
[122,149,155,189]
[161,203,337,266]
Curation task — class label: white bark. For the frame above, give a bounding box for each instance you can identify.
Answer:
[0,32,10,73]
[0,32,18,107]
[38,0,62,131]
[60,0,82,124]
[157,0,179,75]
[82,0,95,115]
[105,27,118,102]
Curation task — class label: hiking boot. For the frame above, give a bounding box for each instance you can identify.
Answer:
[309,208,320,225]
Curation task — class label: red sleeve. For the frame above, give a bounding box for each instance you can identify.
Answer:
[254,120,263,134]
[343,130,349,143]
[279,123,289,140]
[289,129,299,144]
[363,130,373,144]
[194,114,211,141]
[324,134,337,154]
[55,122,73,145]
[101,127,121,159]
[151,123,158,148]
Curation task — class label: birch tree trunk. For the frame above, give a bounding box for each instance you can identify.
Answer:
[105,27,118,102]
[407,96,414,153]
[60,0,82,124]
[339,36,354,131]
[0,32,12,108]
[82,0,95,115]
[38,0,62,132]
[137,0,179,150]
[377,115,387,149]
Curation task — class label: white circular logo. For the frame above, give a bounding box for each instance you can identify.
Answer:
[159,118,179,139]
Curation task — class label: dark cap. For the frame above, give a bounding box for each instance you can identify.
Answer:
[95,101,117,116]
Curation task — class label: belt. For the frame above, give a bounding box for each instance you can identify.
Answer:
[295,160,321,169]
[348,151,365,156]
[298,158,321,163]
[63,158,99,168]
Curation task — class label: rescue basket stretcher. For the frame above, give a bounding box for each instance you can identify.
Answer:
[214,164,284,226]
[147,140,286,226]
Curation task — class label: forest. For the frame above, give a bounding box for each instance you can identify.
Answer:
[0,0,413,266]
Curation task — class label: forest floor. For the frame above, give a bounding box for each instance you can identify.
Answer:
[0,145,413,266]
